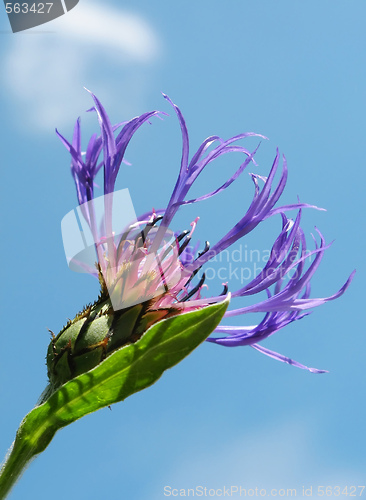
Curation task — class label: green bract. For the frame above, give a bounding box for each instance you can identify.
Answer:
[46,293,180,389]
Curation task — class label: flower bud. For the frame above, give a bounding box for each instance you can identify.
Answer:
[46,293,177,389]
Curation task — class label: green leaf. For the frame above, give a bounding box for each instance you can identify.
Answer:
[0,297,229,498]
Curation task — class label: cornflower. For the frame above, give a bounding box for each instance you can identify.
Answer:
[54,91,354,378]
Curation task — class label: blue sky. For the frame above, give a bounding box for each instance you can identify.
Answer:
[0,1,365,499]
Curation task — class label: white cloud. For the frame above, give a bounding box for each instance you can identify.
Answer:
[61,4,159,62]
[2,2,162,131]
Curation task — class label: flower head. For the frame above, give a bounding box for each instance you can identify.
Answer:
[55,91,354,378]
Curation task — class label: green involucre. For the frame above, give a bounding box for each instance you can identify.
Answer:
[46,295,181,389]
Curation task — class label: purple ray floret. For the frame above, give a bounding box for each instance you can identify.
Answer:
[58,91,355,374]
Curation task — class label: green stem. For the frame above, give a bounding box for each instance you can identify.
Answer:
[0,385,55,499]
[0,433,38,499]
[0,422,47,497]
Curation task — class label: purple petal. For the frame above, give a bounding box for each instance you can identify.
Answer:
[251,343,328,374]
[162,93,190,174]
